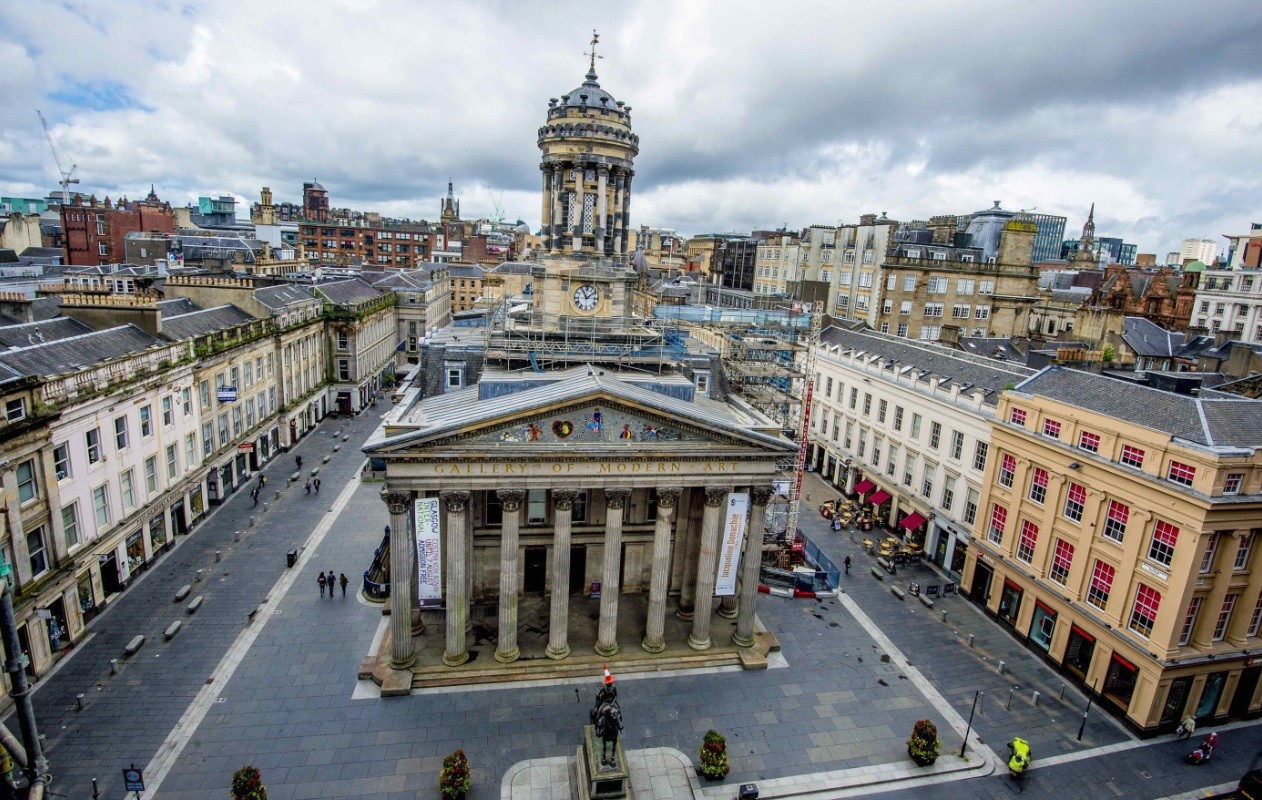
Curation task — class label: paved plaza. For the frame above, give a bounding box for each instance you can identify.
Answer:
[7,423,1261,800]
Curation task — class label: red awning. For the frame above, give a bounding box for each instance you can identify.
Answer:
[900,511,927,530]
[869,489,892,505]
[854,479,876,495]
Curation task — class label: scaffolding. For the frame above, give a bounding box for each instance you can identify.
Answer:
[483,298,689,369]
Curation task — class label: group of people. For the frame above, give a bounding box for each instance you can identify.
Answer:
[250,473,268,506]
[318,570,349,598]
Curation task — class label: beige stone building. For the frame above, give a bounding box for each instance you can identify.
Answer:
[964,367,1262,733]
[752,234,802,297]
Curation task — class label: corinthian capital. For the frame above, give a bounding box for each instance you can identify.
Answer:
[604,488,632,510]
[654,487,682,510]
[704,486,728,507]
[497,488,526,512]
[751,485,775,506]
[440,490,470,513]
[382,489,411,515]
[552,488,580,511]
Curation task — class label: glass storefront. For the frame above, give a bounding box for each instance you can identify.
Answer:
[998,579,1023,625]
[950,540,968,576]
[1065,625,1095,680]
[1029,601,1056,652]
[1196,671,1228,718]
[1103,652,1138,709]
[45,596,68,653]
[77,571,97,621]
[125,531,145,573]
[149,511,167,551]
[190,486,205,518]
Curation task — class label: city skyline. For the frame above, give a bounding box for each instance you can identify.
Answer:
[1,0,1260,256]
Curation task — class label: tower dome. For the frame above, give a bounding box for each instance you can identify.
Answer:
[537,36,638,259]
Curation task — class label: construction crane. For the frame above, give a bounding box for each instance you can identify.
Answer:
[37,110,79,204]
[486,187,505,230]
[783,300,824,547]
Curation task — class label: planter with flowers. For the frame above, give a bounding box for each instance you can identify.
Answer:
[231,765,267,800]
[906,719,940,766]
[439,749,471,800]
[697,729,730,781]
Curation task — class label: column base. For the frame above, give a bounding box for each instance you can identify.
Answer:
[641,637,665,654]
[731,632,755,648]
[674,607,695,621]
[687,633,712,651]
[494,646,520,664]
[717,604,739,620]
[546,643,571,660]
[594,640,619,657]
[442,650,469,667]
[389,654,416,670]
[410,609,425,635]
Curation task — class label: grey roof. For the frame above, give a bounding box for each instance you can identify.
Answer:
[489,261,534,275]
[0,317,92,349]
[957,336,1026,362]
[446,264,485,279]
[316,278,384,305]
[819,326,1032,405]
[559,69,620,110]
[253,283,317,310]
[0,324,164,378]
[160,305,256,341]
[1122,316,1184,358]
[370,271,435,291]
[157,298,202,317]
[1013,366,1262,449]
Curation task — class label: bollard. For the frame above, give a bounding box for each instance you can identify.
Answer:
[76,693,84,710]
[1059,683,1066,700]
[997,659,1006,675]
[235,529,242,542]
[967,633,975,648]
[261,503,268,513]
[1007,686,1017,709]
[940,609,947,623]
[1032,690,1040,706]
[214,550,221,563]
[109,659,118,675]
[196,569,204,582]
[274,490,281,500]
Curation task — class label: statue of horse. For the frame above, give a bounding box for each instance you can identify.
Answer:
[592,700,624,768]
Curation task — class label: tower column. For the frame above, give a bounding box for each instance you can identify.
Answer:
[689,486,729,651]
[642,487,681,653]
[612,170,625,257]
[547,489,580,660]
[540,166,553,251]
[595,488,632,656]
[441,490,471,667]
[495,489,525,663]
[551,167,565,254]
[620,173,633,257]
[735,486,773,647]
[595,165,609,255]
[383,489,415,669]
[572,164,585,254]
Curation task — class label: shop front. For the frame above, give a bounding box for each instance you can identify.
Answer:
[1029,600,1057,653]
[869,488,892,528]
[77,569,99,624]
[44,596,69,655]
[897,509,928,547]
[1102,652,1140,711]
[149,510,169,553]
[1064,624,1096,682]
[930,519,969,581]
[99,552,124,597]
[125,531,146,575]
[997,578,1023,627]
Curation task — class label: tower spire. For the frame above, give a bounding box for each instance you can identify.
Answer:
[1081,203,1096,244]
[584,29,602,76]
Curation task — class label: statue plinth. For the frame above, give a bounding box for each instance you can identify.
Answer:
[572,725,631,800]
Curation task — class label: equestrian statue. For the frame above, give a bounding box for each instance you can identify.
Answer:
[589,667,624,769]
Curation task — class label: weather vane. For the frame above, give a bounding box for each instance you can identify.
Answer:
[584,29,602,72]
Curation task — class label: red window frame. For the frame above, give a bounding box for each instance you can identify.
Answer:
[1129,583,1162,637]
[1078,430,1100,453]
[988,503,1007,544]
[1009,407,1027,426]
[1049,539,1074,584]
[999,453,1016,488]
[1087,560,1115,609]
[1103,500,1129,542]
[1043,418,1062,439]
[1167,460,1196,486]
[1029,467,1049,504]
[1147,520,1180,566]
[1017,520,1039,563]
[1064,482,1086,522]
[1120,444,1145,468]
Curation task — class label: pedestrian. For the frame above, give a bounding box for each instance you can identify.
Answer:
[844,555,851,575]
[339,572,348,597]
[314,477,321,494]
[305,479,312,495]
[296,454,303,470]
[317,571,327,597]
[259,474,267,488]
[1177,714,1197,739]
[326,570,336,598]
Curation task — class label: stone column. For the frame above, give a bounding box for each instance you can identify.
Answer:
[539,166,553,251]
[551,168,565,254]
[595,166,609,254]
[675,491,701,619]
[464,506,474,633]
[689,486,729,651]
[572,164,585,254]
[384,490,415,668]
[642,488,681,653]
[620,174,633,257]
[1228,533,1262,646]
[495,489,525,663]
[595,488,631,656]
[612,170,625,256]
[440,490,470,667]
[1192,531,1243,649]
[735,486,773,647]
[845,463,856,494]
[547,489,580,659]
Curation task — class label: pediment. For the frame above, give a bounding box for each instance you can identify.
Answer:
[464,402,706,446]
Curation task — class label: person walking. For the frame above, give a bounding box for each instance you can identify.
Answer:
[251,485,259,506]
[259,473,267,488]
[305,479,312,495]
[326,571,336,599]
[314,477,321,494]
[844,555,851,575]
[296,454,303,470]
[339,573,348,597]
[1177,714,1197,739]
[317,571,327,597]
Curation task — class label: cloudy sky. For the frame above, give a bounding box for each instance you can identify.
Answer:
[2,0,1260,257]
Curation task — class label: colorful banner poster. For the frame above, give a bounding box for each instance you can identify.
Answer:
[715,492,750,596]
[415,497,442,601]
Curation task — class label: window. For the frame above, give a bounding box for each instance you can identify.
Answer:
[1017,520,1039,564]
[115,416,129,450]
[858,437,866,458]
[929,422,941,449]
[93,484,110,527]
[1078,431,1100,453]
[1148,520,1180,566]
[921,472,933,499]
[979,280,995,295]
[998,453,1016,488]
[1103,500,1129,542]
[963,489,979,526]
[974,306,991,319]
[144,456,158,494]
[86,428,102,463]
[1043,419,1062,439]
[139,405,152,437]
[338,359,350,382]
[887,444,898,477]
[900,301,912,315]
[877,400,887,423]
[1064,482,1086,522]
[882,299,893,315]
[1201,533,1219,573]
[53,443,70,480]
[4,398,25,422]
[1129,584,1162,638]
[182,387,191,415]
[16,460,36,503]
[121,469,136,509]
[988,504,1007,544]
[973,441,988,472]
[923,302,944,317]
[1029,468,1049,504]
[185,433,196,467]
[941,480,955,511]
[232,407,242,437]
[1235,533,1254,571]
[903,275,916,291]
[1167,460,1196,486]
[1049,539,1074,585]
[166,444,178,479]
[1120,445,1145,468]
[26,527,47,577]
[218,414,229,445]
[1009,407,1027,426]
[1224,473,1244,495]
[1212,594,1238,641]
[1249,595,1262,638]
[1181,597,1202,645]
[99,242,108,256]
[911,414,922,439]
[950,431,964,460]
[872,440,881,468]
[199,380,210,409]
[893,407,904,431]
[952,304,971,318]
[61,502,80,550]
[897,323,908,337]
[1086,560,1115,609]
[825,377,833,398]
[957,279,975,295]
[848,387,858,409]
[162,396,173,426]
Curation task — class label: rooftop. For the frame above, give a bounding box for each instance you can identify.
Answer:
[160,305,257,341]
[0,324,165,378]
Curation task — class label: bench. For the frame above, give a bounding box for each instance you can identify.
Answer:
[290,471,301,483]
[187,596,204,614]
[918,595,936,609]
[878,557,896,573]
[869,567,884,581]
[174,584,191,602]
[890,585,906,601]
[124,635,145,656]
[164,621,182,640]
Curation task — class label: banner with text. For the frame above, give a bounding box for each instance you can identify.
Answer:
[715,492,750,596]
[415,498,443,602]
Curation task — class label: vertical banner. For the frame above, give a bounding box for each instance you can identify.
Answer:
[715,492,750,596]
[415,498,443,602]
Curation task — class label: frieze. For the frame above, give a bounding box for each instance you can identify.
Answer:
[392,457,775,480]
[467,404,698,446]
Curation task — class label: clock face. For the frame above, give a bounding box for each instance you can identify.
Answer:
[572,284,599,312]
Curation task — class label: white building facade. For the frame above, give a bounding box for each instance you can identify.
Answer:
[1191,269,1262,344]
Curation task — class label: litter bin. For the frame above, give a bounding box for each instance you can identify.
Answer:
[286,550,297,568]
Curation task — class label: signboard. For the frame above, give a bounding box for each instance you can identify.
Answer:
[943,582,958,596]
[217,386,237,403]
[589,582,601,600]
[414,498,442,602]
[237,442,254,452]
[715,492,750,596]
[123,766,145,792]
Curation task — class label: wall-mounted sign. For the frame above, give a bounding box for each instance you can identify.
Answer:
[415,498,442,602]
[217,386,237,403]
[237,442,254,452]
[715,492,750,596]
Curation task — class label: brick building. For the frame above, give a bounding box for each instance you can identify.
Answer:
[60,193,176,266]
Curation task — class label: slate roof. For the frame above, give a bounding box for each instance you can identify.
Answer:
[157,298,202,317]
[253,284,317,310]
[1122,316,1183,358]
[369,270,436,291]
[1013,366,1262,449]
[446,265,485,279]
[160,305,256,341]
[819,326,1032,405]
[957,336,1026,362]
[315,278,383,305]
[489,262,534,275]
[0,324,164,378]
[0,317,92,349]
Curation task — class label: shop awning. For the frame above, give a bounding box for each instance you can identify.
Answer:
[900,511,927,530]
[854,479,876,495]
[869,489,892,505]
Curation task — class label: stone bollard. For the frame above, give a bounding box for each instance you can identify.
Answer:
[214,550,221,563]
[196,569,204,582]
[235,529,242,542]
[997,660,1006,675]
[333,444,341,452]
[261,503,268,513]
[1059,683,1067,700]
[940,609,947,623]
[274,490,281,500]
[342,435,349,443]
[967,634,975,648]
[322,455,330,464]
[109,659,118,675]
[1031,691,1040,706]
[76,693,84,710]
